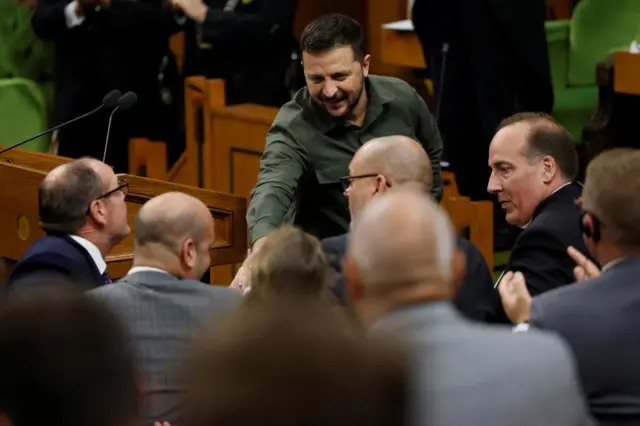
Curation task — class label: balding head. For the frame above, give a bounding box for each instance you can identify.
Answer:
[39,158,129,251]
[134,192,213,280]
[346,136,432,221]
[345,190,455,307]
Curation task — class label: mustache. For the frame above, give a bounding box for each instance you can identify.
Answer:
[319,92,347,102]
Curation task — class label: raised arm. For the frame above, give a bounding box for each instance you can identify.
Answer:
[247,125,307,247]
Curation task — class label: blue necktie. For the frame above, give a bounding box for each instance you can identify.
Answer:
[101,271,112,284]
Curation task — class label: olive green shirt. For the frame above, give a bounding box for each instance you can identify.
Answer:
[247,75,443,245]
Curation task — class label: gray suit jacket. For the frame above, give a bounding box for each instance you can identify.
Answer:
[531,255,640,426]
[89,270,241,426]
[372,302,594,426]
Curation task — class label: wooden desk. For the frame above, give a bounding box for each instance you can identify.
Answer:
[380,25,426,69]
[379,25,426,69]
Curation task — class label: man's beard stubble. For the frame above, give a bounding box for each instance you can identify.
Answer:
[319,78,366,121]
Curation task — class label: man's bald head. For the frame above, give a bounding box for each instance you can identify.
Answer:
[134,192,211,252]
[352,136,432,193]
[39,158,109,233]
[347,190,455,296]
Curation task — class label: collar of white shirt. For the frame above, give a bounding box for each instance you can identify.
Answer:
[601,257,627,273]
[127,266,170,276]
[69,235,107,274]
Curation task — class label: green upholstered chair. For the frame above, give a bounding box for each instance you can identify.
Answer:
[546,0,640,140]
[0,0,54,152]
[0,78,49,152]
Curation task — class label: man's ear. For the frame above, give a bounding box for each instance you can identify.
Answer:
[375,174,389,194]
[181,238,197,270]
[542,155,557,184]
[342,254,365,302]
[362,54,371,77]
[450,248,466,298]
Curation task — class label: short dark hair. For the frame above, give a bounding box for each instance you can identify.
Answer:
[300,14,365,61]
[498,112,579,181]
[0,288,139,426]
[187,300,409,426]
[38,159,104,234]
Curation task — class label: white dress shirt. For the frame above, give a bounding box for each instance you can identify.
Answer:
[127,266,171,276]
[64,1,85,28]
[69,235,107,274]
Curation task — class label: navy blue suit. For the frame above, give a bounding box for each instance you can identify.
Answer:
[322,234,496,322]
[4,234,105,292]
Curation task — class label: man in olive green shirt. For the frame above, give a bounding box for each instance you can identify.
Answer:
[247,14,443,250]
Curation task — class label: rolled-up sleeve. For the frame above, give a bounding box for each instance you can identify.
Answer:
[247,126,307,245]
[413,90,443,202]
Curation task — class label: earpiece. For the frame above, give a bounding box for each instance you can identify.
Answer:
[580,211,601,243]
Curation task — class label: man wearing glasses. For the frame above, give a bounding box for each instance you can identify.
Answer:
[4,158,130,292]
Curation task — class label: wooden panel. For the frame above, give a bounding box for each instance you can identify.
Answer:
[367,0,417,80]
[230,149,263,197]
[379,27,426,69]
[613,51,640,96]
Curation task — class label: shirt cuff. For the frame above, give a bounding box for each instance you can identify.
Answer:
[249,223,277,246]
[512,322,530,333]
[64,1,85,28]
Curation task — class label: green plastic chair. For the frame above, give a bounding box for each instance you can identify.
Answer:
[0,78,49,152]
[546,0,640,140]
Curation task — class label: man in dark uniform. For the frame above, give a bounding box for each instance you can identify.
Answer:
[170,0,298,107]
[32,0,181,172]
[246,14,444,252]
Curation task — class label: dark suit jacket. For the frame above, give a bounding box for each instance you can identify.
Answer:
[490,182,592,323]
[31,0,180,171]
[3,234,104,292]
[322,233,496,322]
[531,256,640,426]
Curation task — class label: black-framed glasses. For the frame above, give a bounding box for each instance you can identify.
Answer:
[86,179,129,215]
[97,178,129,199]
[339,174,390,191]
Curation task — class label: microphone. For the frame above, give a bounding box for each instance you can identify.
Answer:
[0,90,121,155]
[102,91,138,163]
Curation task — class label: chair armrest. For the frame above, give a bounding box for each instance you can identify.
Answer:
[546,19,571,43]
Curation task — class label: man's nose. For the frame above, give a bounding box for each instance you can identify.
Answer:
[323,82,338,98]
[487,172,502,194]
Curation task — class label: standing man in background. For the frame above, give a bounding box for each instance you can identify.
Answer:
[412,0,553,248]
[170,0,298,107]
[246,14,443,253]
[32,0,182,172]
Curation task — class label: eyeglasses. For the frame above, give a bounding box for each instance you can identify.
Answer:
[86,179,129,215]
[97,178,129,199]
[339,174,390,192]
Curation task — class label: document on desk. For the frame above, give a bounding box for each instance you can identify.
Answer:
[381,20,415,32]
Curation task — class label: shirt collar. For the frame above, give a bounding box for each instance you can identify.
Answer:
[69,235,107,274]
[127,266,171,276]
[309,76,395,134]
